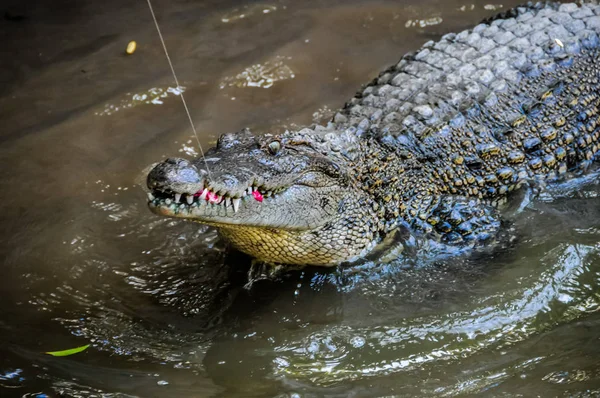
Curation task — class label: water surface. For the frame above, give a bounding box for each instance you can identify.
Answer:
[1,0,600,397]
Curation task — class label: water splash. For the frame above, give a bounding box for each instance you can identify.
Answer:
[221,4,278,23]
[219,56,295,89]
[405,16,443,28]
[95,86,186,116]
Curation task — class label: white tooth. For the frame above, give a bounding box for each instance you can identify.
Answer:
[232,198,240,213]
[225,197,231,208]
[147,192,155,201]
[200,188,208,200]
[165,198,172,205]
[186,195,193,205]
[174,193,181,203]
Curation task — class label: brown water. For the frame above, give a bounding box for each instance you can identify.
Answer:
[1,0,600,397]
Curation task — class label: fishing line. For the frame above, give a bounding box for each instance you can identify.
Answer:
[145,0,211,177]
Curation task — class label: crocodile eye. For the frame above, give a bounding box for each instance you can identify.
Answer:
[268,141,281,155]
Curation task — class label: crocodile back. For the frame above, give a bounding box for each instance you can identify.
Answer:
[333,2,600,199]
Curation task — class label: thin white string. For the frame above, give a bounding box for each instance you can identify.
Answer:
[145,0,211,177]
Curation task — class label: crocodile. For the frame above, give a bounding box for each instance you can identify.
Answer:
[146,2,600,266]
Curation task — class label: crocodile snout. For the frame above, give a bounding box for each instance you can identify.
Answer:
[147,158,204,194]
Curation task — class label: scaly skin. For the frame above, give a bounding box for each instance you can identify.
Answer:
[147,2,600,266]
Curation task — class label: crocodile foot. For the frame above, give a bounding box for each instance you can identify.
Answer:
[411,196,502,245]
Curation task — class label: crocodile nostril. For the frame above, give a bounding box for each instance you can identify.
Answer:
[147,158,203,194]
[165,157,192,167]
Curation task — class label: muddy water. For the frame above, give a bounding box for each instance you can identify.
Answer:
[1,0,600,396]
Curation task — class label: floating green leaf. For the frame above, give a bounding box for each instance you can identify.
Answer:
[45,344,90,357]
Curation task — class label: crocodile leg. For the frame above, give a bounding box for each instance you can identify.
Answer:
[409,196,502,245]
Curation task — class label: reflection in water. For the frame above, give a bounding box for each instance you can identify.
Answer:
[268,244,600,384]
[1,0,600,397]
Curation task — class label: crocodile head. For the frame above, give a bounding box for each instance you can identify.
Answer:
[146,129,380,266]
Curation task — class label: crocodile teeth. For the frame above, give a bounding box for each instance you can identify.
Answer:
[147,192,155,201]
[555,38,564,48]
[232,198,240,212]
[186,195,193,205]
[225,197,231,208]
[199,188,208,200]
[174,193,181,203]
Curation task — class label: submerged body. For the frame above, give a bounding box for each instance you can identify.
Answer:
[147,2,600,266]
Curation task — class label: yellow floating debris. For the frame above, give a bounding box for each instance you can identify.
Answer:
[126,41,137,55]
